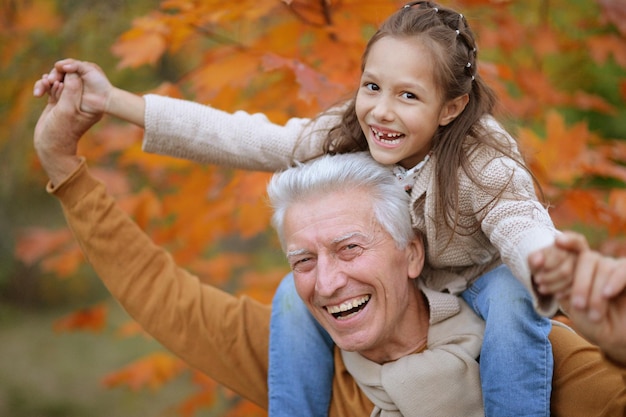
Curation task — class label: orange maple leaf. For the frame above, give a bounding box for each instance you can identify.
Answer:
[261,53,348,108]
[518,111,592,185]
[53,303,108,333]
[102,352,187,391]
[111,15,168,68]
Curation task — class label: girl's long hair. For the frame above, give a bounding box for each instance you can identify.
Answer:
[308,1,542,236]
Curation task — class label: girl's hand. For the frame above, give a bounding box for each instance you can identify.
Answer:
[33,58,113,117]
[529,242,579,299]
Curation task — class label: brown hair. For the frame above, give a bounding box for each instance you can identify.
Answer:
[312,1,540,236]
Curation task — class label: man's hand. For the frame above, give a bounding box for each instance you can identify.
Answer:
[539,232,626,365]
[34,72,101,186]
[33,58,113,117]
[563,248,626,365]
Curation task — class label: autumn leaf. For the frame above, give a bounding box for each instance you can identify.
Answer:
[111,14,168,68]
[40,246,86,278]
[598,0,626,36]
[54,304,108,333]
[102,352,187,391]
[587,34,626,68]
[224,400,267,417]
[177,371,219,417]
[15,227,74,266]
[261,53,347,107]
[116,320,150,339]
[518,111,592,185]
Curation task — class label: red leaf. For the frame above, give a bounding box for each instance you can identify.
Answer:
[53,304,108,333]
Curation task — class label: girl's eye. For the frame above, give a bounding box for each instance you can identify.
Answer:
[401,91,417,100]
[364,82,380,91]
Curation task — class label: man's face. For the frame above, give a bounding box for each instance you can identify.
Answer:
[283,188,424,362]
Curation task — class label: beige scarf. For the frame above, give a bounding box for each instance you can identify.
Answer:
[342,286,485,417]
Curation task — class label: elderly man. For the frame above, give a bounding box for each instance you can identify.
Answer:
[34,73,625,416]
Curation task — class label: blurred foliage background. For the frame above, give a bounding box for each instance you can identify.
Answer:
[1,0,625,416]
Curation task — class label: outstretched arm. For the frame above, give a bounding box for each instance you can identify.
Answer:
[32,70,271,405]
[34,59,335,171]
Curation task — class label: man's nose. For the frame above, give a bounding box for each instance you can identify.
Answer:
[314,256,347,297]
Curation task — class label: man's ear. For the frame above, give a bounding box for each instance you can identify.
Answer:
[439,94,469,126]
[407,235,425,280]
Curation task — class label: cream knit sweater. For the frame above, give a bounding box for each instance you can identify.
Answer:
[142,94,558,315]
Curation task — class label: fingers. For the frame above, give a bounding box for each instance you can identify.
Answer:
[48,80,64,104]
[531,245,575,298]
[33,58,82,97]
[569,250,597,310]
[602,258,626,298]
[57,73,82,113]
[569,251,626,322]
[554,231,589,253]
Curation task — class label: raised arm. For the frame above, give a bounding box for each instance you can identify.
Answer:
[33,70,271,406]
[35,59,337,172]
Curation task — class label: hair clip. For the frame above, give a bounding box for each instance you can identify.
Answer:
[456,29,460,35]
[434,7,438,12]
[459,14,464,19]
[466,62,472,67]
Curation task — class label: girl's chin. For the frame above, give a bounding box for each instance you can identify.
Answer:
[369,148,403,165]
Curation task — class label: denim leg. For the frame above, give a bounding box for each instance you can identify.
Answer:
[462,265,553,417]
[269,273,334,417]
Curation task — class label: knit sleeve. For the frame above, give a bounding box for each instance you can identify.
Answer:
[142,94,337,171]
[468,148,558,316]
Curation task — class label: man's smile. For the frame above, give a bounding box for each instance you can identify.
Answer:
[325,295,371,320]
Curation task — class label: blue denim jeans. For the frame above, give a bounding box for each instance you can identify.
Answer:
[269,267,553,417]
[462,264,553,417]
[269,273,334,417]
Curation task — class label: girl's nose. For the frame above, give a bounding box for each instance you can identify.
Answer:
[371,96,394,122]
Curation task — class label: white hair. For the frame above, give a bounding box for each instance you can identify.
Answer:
[267,152,415,250]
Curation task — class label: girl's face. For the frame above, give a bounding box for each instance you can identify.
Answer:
[355,36,461,169]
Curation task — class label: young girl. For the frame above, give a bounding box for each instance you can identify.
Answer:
[35,2,573,416]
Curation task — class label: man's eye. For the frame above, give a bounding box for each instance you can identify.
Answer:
[292,257,314,272]
[340,244,363,259]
